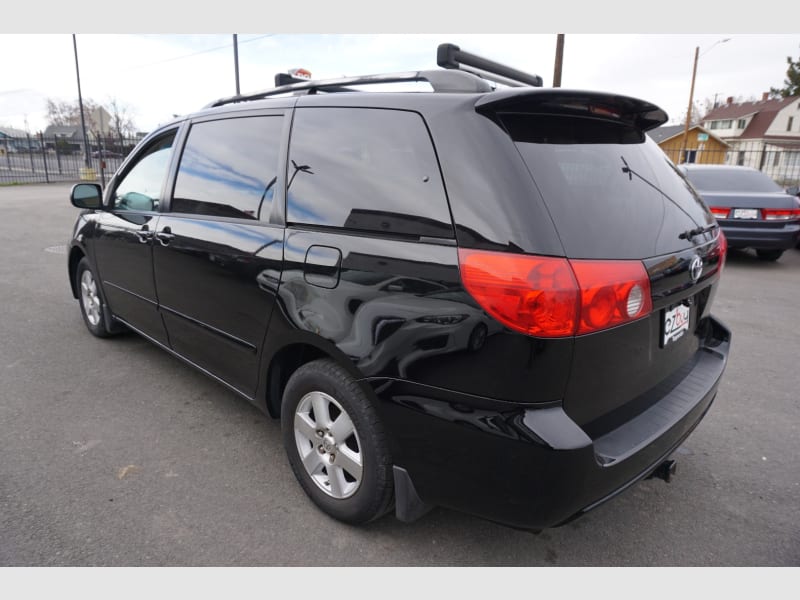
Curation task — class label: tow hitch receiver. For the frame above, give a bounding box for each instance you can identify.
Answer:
[648,459,677,483]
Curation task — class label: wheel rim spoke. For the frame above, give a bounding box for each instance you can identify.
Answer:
[301,448,324,475]
[329,411,354,441]
[294,411,318,443]
[310,392,332,428]
[334,446,362,481]
[327,464,346,497]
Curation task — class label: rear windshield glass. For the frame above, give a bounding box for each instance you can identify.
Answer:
[504,113,714,259]
[683,168,783,193]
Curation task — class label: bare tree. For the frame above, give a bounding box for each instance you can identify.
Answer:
[676,99,710,127]
[45,97,105,132]
[45,98,74,127]
[107,97,137,139]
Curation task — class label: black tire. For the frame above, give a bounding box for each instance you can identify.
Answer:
[281,359,394,524]
[75,257,114,338]
[467,323,488,352]
[756,249,784,262]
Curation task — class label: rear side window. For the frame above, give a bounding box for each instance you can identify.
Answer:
[172,116,283,220]
[287,107,453,238]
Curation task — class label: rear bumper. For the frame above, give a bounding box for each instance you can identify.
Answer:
[719,219,800,250]
[368,316,731,530]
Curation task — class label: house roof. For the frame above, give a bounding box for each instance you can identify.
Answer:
[647,124,728,146]
[648,125,685,144]
[0,126,28,138]
[703,96,796,122]
[739,110,779,139]
[43,125,82,137]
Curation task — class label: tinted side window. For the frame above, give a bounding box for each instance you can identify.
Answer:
[287,108,453,238]
[172,116,283,220]
[114,131,176,212]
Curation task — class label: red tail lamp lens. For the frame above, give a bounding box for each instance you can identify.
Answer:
[457,249,578,337]
[709,207,730,219]
[458,249,653,338]
[762,208,800,220]
[718,230,728,271]
[569,261,653,335]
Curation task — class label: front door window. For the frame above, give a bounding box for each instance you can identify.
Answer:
[113,132,176,212]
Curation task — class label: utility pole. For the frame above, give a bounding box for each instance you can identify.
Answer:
[233,34,241,95]
[678,38,730,164]
[72,34,91,169]
[679,46,700,165]
[553,34,565,88]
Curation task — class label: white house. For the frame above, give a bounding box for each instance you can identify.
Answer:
[701,93,800,185]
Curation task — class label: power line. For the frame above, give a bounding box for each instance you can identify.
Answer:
[122,34,275,72]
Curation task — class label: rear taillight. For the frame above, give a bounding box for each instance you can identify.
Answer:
[456,250,579,337]
[458,249,652,338]
[570,260,653,335]
[718,230,728,272]
[762,208,800,220]
[709,206,730,219]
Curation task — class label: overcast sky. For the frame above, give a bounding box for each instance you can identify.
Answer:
[1,31,798,134]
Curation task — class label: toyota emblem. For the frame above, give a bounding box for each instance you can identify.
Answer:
[689,255,703,283]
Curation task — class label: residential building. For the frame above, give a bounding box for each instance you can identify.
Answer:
[648,124,728,165]
[0,126,35,154]
[701,93,800,185]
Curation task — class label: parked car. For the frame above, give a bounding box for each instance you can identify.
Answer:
[678,164,800,261]
[91,150,124,158]
[66,43,731,531]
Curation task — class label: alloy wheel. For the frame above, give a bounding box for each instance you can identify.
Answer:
[80,269,101,326]
[293,390,363,499]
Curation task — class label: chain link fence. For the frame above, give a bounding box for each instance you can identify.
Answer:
[0,133,140,185]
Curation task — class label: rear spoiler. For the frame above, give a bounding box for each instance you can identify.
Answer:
[475,89,668,132]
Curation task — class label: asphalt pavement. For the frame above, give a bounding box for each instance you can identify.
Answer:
[1,183,798,566]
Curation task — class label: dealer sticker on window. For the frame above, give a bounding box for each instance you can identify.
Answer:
[663,304,690,346]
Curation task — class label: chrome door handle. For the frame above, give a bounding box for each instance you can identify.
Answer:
[156,227,174,246]
[135,226,153,243]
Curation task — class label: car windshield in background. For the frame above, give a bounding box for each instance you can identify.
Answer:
[686,168,784,193]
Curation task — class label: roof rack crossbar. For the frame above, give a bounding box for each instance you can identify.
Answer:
[436,43,543,88]
[204,69,492,108]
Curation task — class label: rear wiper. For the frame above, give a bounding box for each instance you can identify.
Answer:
[678,224,717,240]
[619,156,705,237]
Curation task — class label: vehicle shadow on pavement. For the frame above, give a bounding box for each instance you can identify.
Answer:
[723,248,796,269]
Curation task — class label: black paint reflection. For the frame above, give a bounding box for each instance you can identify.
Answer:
[153,215,284,394]
[276,230,574,403]
[386,391,543,444]
[337,290,500,378]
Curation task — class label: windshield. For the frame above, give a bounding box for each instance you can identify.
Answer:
[684,168,783,193]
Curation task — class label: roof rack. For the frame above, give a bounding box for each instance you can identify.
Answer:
[436,43,543,88]
[204,70,493,108]
[203,42,542,109]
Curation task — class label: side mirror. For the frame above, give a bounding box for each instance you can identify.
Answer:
[70,183,103,209]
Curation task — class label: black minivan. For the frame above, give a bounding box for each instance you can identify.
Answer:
[67,45,730,530]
